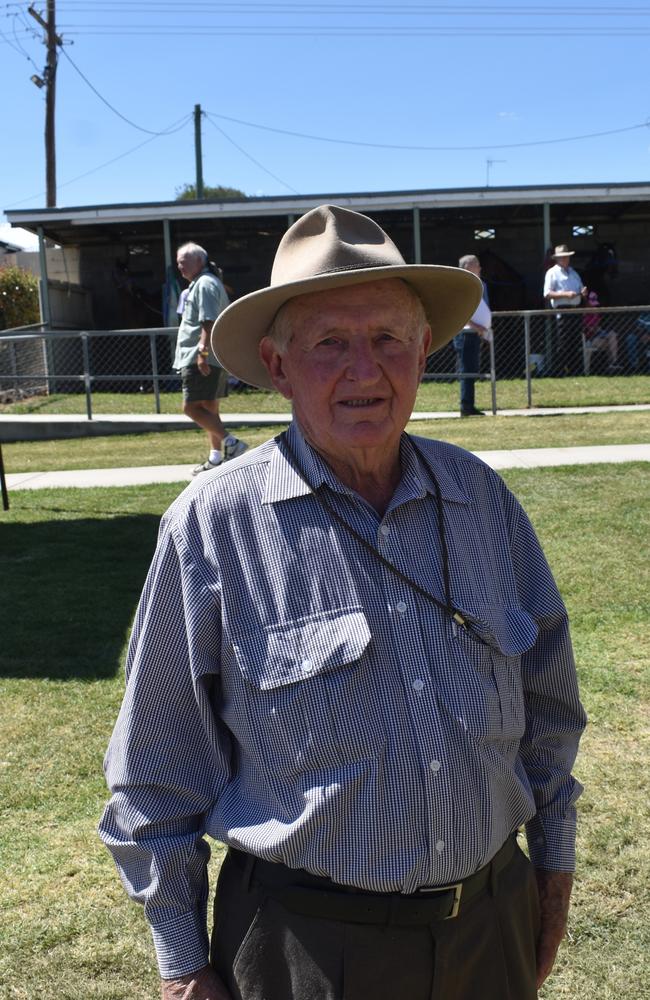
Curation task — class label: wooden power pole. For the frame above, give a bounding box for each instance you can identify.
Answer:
[28,2,61,207]
[194,104,204,200]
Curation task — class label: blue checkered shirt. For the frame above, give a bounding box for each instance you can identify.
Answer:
[99,424,586,979]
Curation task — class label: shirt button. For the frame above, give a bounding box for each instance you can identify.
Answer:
[435,840,445,853]
[301,659,314,673]
[413,679,424,692]
[429,760,441,772]
[379,524,390,537]
[396,601,407,614]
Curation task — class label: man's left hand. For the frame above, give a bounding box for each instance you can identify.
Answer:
[535,869,573,989]
[161,964,231,999]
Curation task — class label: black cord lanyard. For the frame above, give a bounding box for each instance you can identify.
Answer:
[277,431,468,630]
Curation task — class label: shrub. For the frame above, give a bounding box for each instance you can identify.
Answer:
[0,265,40,330]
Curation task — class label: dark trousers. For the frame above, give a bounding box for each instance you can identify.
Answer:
[210,840,541,1000]
[551,310,583,376]
[453,329,481,412]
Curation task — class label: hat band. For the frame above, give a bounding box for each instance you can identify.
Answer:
[274,259,404,285]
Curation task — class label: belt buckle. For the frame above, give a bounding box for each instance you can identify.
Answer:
[419,881,463,919]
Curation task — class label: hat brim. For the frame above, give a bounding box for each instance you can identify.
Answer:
[212,265,483,390]
[552,251,575,257]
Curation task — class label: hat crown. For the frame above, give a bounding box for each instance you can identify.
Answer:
[271,205,406,286]
[553,244,574,257]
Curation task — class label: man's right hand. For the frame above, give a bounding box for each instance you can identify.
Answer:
[161,965,232,1000]
[197,357,211,376]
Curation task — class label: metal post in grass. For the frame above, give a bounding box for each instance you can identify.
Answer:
[524,313,532,408]
[150,332,161,414]
[0,443,9,511]
[488,334,497,415]
[9,341,19,400]
[81,333,93,420]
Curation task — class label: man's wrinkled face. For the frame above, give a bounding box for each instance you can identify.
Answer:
[556,255,572,269]
[177,252,203,282]
[259,279,431,461]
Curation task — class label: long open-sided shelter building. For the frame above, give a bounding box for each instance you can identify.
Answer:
[5,181,650,330]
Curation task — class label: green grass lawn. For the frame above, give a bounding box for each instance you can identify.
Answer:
[1,466,648,999]
[2,373,650,416]
[3,410,650,474]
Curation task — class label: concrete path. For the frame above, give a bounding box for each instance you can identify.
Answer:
[6,443,650,491]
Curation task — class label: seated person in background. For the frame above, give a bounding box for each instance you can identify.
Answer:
[582,290,619,372]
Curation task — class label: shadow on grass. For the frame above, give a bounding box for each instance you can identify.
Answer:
[0,512,161,680]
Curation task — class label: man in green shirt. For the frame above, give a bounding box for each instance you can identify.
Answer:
[175,242,247,474]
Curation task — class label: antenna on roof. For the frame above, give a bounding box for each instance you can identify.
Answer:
[486,159,506,187]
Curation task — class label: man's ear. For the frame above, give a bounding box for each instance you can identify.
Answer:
[259,336,293,400]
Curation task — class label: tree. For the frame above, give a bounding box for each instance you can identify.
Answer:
[0,266,40,330]
[175,183,247,201]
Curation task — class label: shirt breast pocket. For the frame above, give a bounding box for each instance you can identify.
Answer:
[443,606,538,746]
[233,610,385,776]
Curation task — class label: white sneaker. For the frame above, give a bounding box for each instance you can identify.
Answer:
[223,438,248,462]
[192,457,222,477]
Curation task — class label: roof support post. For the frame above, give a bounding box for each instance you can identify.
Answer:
[162,218,172,272]
[543,202,551,255]
[37,226,51,327]
[412,206,422,264]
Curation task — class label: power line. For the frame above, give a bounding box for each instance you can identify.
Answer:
[0,25,34,53]
[49,26,650,35]
[59,47,192,135]
[203,110,650,152]
[44,3,650,11]
[204,114,299,194]
[4,114,192,209]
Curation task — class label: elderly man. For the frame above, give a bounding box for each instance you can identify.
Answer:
[175,242,247,474]
[543,244,588,377]
[101,206,586,1000]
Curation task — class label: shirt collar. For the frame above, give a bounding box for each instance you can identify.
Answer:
[397,435,471,507]
[263,423,470,508]
[188,267,210,290]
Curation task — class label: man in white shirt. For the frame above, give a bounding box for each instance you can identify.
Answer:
[543,245,587,376]
[452,254,491,416]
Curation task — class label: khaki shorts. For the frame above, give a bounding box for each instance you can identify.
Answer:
[181,364,229,403]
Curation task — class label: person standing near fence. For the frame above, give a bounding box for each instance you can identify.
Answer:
[175,243,248,474]
[452,254,491,417]
[543,245,587,377]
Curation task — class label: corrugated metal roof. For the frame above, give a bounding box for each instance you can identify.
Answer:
[7,180,650,231]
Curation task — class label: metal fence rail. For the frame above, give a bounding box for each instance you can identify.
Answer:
[0,327,178,419]
[1,307,650,419]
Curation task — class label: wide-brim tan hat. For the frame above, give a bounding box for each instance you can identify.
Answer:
[212,204,482,390]
[552,244,575,257]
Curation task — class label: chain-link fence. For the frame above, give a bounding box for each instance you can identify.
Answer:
[426,305,650,408]
[0,327,179,417]
[490,304,650,382]
[1,307,649,417]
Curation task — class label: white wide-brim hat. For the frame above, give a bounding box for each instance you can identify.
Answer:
[212,204,482,390]
[552,244,575,258]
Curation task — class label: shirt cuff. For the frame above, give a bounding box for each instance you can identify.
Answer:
[525,808,578,872]
[150,909,210,980]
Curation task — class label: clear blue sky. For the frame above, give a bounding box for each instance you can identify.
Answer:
[2,0,649,239]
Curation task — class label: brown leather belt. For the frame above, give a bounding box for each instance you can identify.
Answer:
[228,834,518,925]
